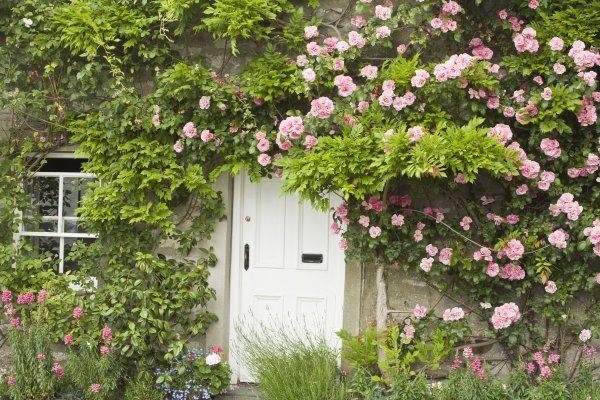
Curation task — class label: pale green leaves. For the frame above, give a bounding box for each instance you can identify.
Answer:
[278,118,519,207]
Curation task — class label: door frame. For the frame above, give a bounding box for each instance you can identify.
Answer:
[228,171,346,383]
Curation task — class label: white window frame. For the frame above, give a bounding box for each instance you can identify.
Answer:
[18,170,97,274]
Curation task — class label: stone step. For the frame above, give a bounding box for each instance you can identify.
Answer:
[216,384,262,400]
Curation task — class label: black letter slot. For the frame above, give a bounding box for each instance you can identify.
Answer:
[302,253,323,263]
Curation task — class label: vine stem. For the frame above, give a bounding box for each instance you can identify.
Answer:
[398,208,551,255]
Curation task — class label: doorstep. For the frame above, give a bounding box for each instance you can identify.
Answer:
[216,383,262,400]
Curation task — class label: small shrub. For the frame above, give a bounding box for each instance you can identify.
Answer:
[123,371,161,400]
[236,318,348,400]
[156,347,231,399]
[6,324,59,400]
[63,345,123,400]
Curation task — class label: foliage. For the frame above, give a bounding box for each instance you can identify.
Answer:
[63,346,123,400]
[155,347,231,398]
[123,370,162,400]
[236,318,348,400]
[200,0,293,55]
[348,356,600,400]
[5,324,58,400]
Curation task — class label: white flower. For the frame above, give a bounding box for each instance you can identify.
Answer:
[22,18,33,27]
[579,329,592,342]
[205,352,221,366]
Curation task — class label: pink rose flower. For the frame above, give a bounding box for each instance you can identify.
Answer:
[391,214,405,226]
[420,257,434,272]
[302,68,316,82]
[369,226,382,238]
[310,97,335,119]
[491,303,521,329]
[549,37,564,51]
[413,304,427,319]
[442,307,465,321]
[486,262,499,277]
[545,281,557,294]
[257,154,272,166]
[199,96,210,109]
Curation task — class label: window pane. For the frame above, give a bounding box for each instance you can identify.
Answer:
[63,177,93,217]
[64,237,96,273]
[63,219,89,234]
[24,236,60,273]
[24,176,59,217]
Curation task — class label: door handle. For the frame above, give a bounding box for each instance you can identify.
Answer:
[244,244,250,271]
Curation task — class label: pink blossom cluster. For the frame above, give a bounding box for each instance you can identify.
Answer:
[503,239,525,261]
[578,71,597,87]
[491,303,521,329]
[375,26,391,39]
[548,229,569,249]
[578,96,597,126]
[302,68,316,82]
[393,91,416,111]
[519,159,541,179]
[442,307,465,321]
[410,69,430,88]
[514,27,539,53]
[433,54,474,82]
[278,116,304,140]
[199,96,210,110]
[568,40,599,68]
[486,262,500,277]
[469,38,493,60]
[470,358,486,380]
[73,307,84,319]
[439,248,453,265]
[545,280,557,294]
[413,304,427,319]
[334,75,356,97]
[304,26,319,40]
[2,290,12,302]
[580,329,592,342]
[526,349,560,379]
[360,65,378,80]
[473,247,493,262]
[348,31,366,48]
[500,263,526,281]
[407,125,426,142]
[460,216,472,230]
[583,219,600,256]
[101,326,112,342]
[52,363,64,379]
[537,170,555,191]
[374,5,392,20]
[430,1,461,32]
[549,193,583,221]
[304,135,318,150]
[540,138,561,159]
[378,89,394,107]
[17,291,35,305]
[426,244,438,256]
[351,15,367,29]
[420,257,434,272]
[487,124,513,145]
[182,122,197,138]
[548,37,565,51]
[310,97,334,119]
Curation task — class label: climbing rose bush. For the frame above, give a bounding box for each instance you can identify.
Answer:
[161,0,597,366]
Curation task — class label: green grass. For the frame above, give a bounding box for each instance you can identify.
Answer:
[235,317,348,400]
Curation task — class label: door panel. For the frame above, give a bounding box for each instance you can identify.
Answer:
[231,171,345,382]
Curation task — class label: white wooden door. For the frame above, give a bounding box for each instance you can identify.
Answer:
[229,171,345,382]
